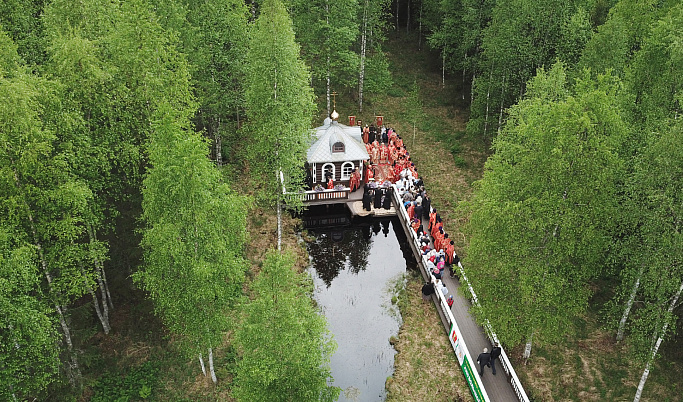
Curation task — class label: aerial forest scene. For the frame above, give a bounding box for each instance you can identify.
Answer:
[0,0,681,401]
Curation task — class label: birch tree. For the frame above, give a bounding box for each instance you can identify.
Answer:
[358,0,391,112]
[243,0,315,249]
[461,63,627,356]
[0,229,59,400]
[467,0,585,137]
[291,0,360,116]
[134,104,250,382]
[181,0,250,166]
[614,120,683,401]
[233,250,339,401]
[0,55,96,386]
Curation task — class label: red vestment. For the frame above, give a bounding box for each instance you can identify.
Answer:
[349,170,361,192]
[371,147,379,164]
[379,145,388,163]
[327,178,334,189]
[445,243,455,264]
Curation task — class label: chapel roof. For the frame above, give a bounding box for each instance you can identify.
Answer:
[307,120,368,163]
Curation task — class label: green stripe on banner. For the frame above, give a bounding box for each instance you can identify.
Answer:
[462,355,485,402]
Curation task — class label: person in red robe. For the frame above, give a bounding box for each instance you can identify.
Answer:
[407,202,415,220]
[411,217,420,233]
[379,144,388,164]
[429,210,437,231]
[365,163,375,183]
[327,177,334,189]
[388,144,397,163]
[349,167,361,192]
[445,240,455,265]
[363,125,370,143]
[371,145,380,165]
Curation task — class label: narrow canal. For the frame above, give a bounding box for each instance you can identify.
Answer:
[303,205,417,401]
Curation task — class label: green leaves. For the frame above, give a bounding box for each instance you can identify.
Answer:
[135,103,250,358]
[233,250,339,402]
[0,230,59,400]
[463,63,627,348]
[243,0,315,207]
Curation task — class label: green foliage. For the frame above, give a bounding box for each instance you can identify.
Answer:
[466,0,591,137]
[0,229,59,400]
[0,0,47,65]
[291,0,360,103]
[462,63,628,348]
[626,4,683,127]
[617,120,683,362]
[135,104,250,359]
[233,250,339,402]
[180,0,250,162]
[243,0,315,207]
[91,361,159,402]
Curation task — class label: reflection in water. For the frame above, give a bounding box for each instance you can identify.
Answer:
[304,208,416,402]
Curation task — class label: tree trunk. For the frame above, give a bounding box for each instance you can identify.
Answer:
[633,280,683,402]
[209,347,217,384]
[483,62,494,137]
[497,73,506,134]
[15,171,81,385]
[617,265,644,342]
[277,199,282,252]
[523,330,533,359]
[471,70,476,105]
[395,0,399,31]
[199,353,206,376]
[80,264,111,334]
[88,226,113,316]
[215,119,223,167]
[442,52,445,88]
[418,1,422,50]
[358,0,368,113]
[462,53,467,100]
[406,0,410,34]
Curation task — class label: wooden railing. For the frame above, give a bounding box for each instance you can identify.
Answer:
[284,188,350,203]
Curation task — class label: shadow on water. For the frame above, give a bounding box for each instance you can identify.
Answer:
[300,204,417,401]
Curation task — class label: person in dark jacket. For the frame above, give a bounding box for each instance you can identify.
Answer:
[421,281,435,301]
[422,194,431,218]
[374,187,384,209]
[477,348,491,376]
[490,343,502,375]
[362,186,372,211]
[382,187,393,209]
[414,202,424,223]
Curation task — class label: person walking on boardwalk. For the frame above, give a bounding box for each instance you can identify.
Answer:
[490,343,502,375]
[477,348,491,376]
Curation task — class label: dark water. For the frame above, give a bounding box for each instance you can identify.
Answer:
[303,205,417,402]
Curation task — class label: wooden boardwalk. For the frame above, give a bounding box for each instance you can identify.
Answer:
[395,193,522,402]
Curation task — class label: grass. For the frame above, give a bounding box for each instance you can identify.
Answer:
[385,271,472,402]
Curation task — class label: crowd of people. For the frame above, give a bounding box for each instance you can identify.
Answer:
[363,125,502,382]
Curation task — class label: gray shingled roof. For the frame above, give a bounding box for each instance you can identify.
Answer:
[307,120,369,163]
